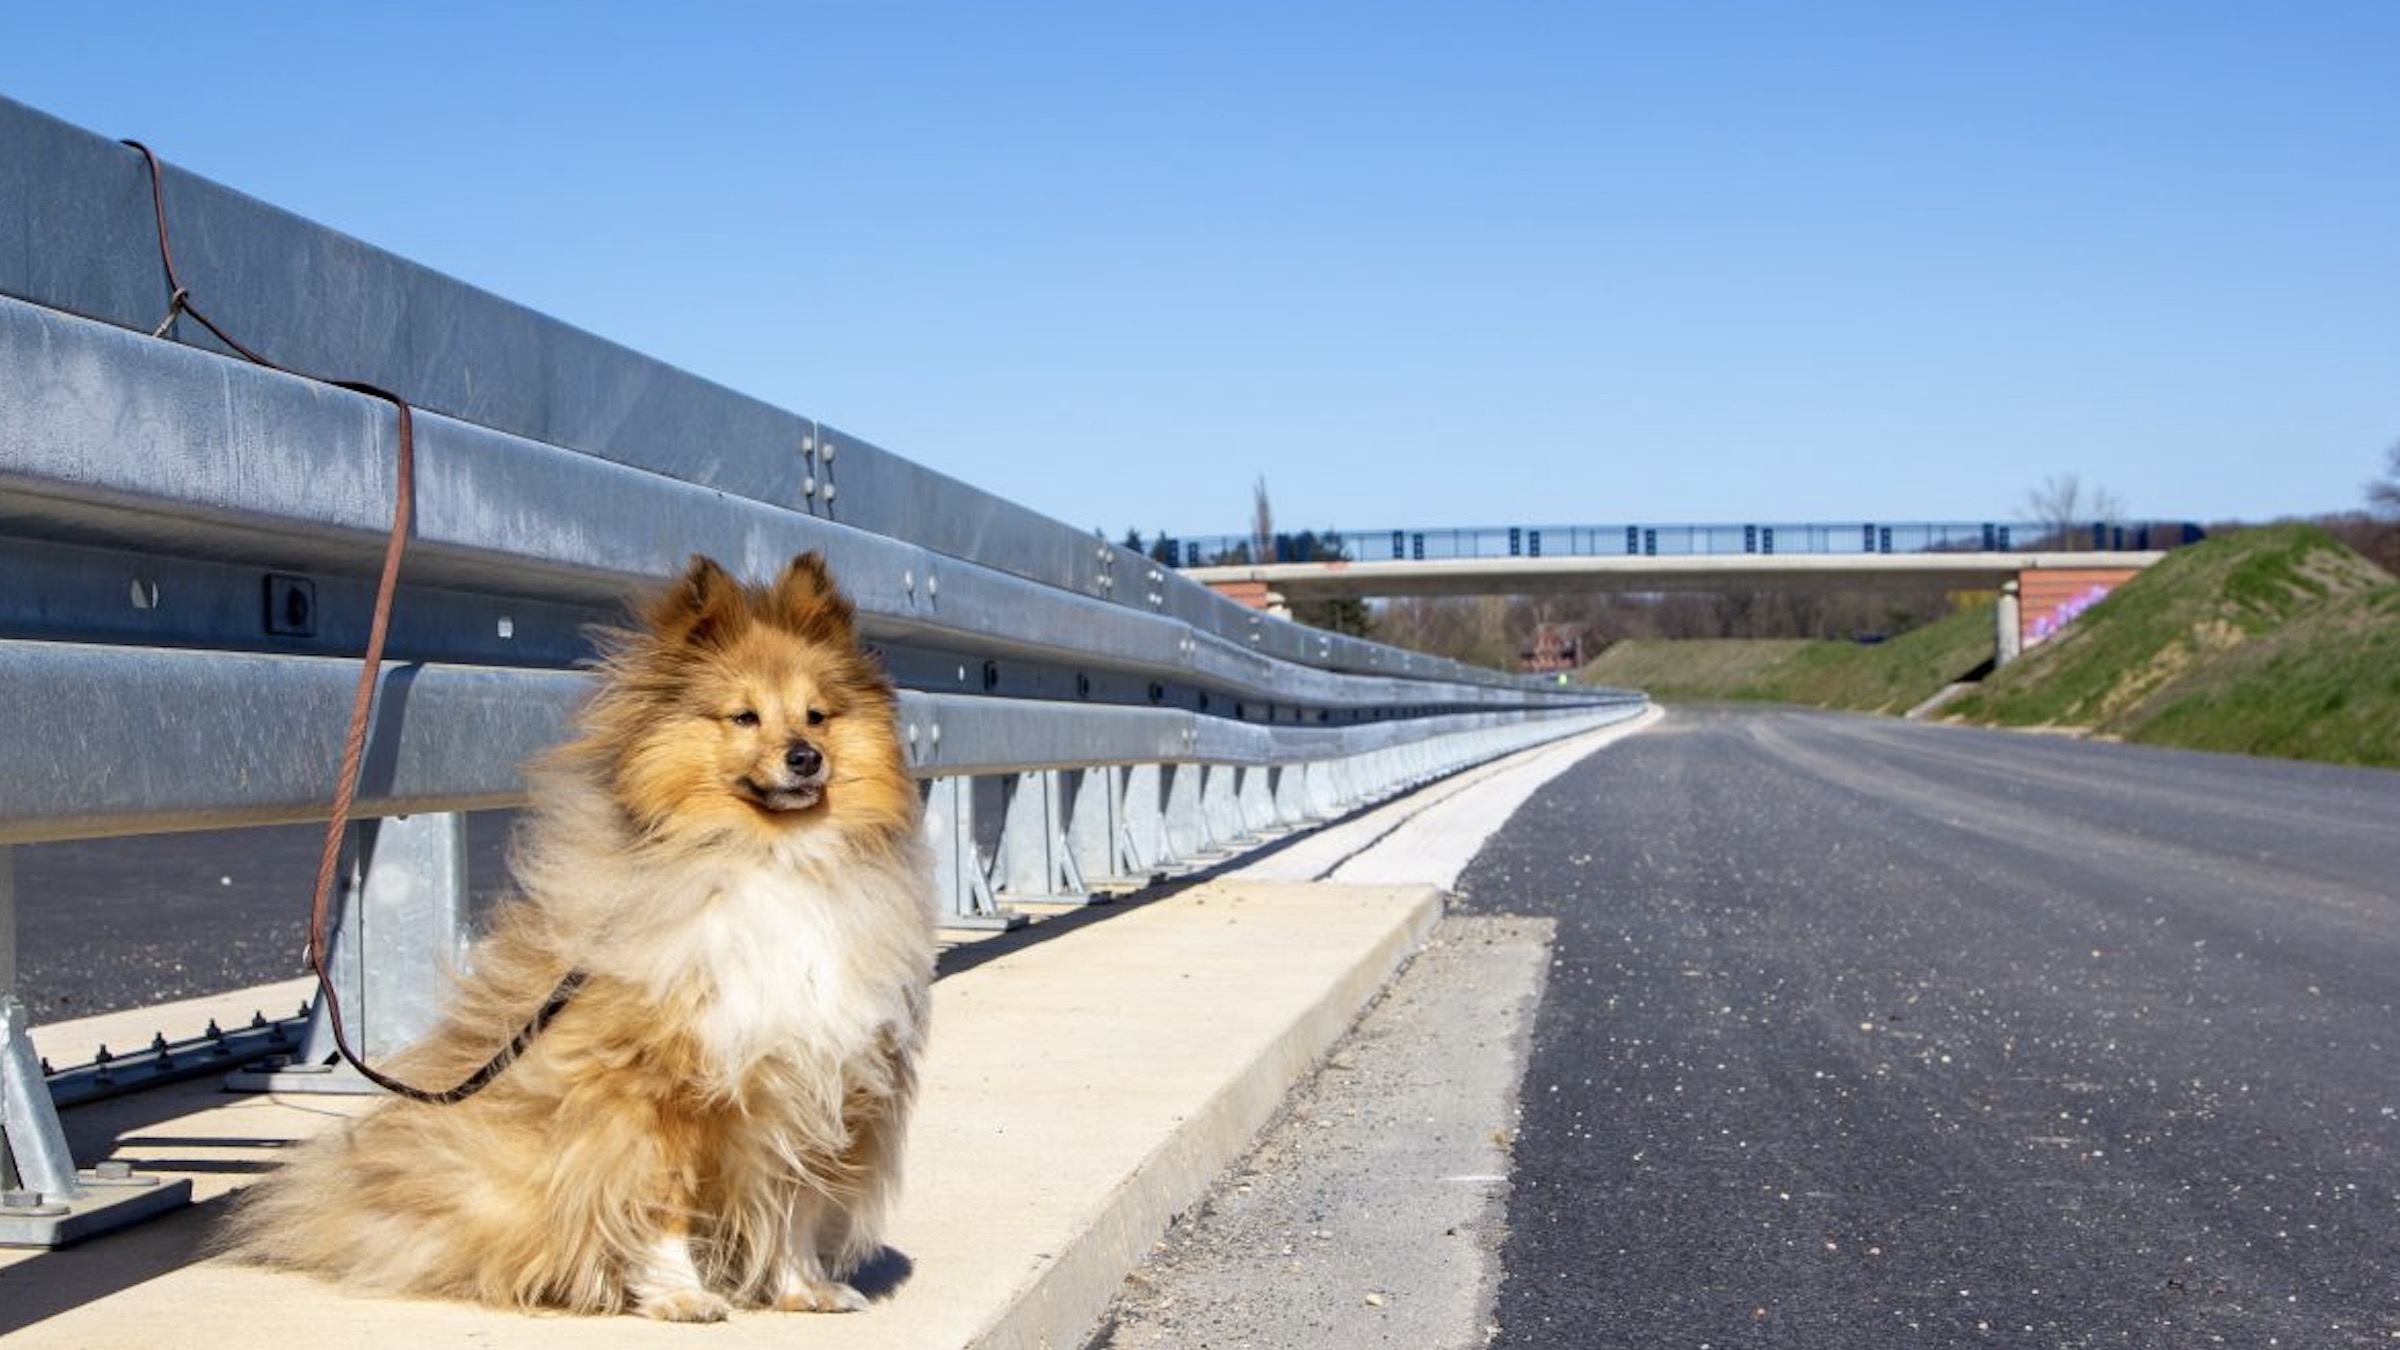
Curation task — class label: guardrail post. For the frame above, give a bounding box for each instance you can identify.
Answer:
[234,813,468,1095]
[1352,748,1388,802]
[1201,764,1246,849]
[1271,764,1313,828]
[996,771,1051,896]
[351,814,466,1063]
[1163,762,1211,862]
[1066,766,1150,887]
[1304,757,1350,819]
[1235,765,1277,837]
[997,771,1093,904]
[1121,764,1171,873]
[924,777,1021,931]
[1353,744,1392,797]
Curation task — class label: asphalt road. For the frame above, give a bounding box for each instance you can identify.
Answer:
[7,814,518,1022]
[1453,708,2400,1348]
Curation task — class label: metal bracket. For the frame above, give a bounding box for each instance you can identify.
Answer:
[2,996,191,1248]
[925,777,1027,932]
[996,772,1103,906]
[224,813,468,1096]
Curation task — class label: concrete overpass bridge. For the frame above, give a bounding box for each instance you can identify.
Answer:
[1176,520,2203,664]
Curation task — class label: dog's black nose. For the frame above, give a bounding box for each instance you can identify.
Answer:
[785,741,824,779]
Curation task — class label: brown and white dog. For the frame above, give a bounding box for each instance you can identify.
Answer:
[226,553,934,1321]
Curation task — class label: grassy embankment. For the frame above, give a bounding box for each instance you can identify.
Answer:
[1583,607,1995,715]
[1582,523,2400,768]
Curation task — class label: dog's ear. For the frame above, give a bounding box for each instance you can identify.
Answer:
[772,551,858,645]
[644,554,748,647]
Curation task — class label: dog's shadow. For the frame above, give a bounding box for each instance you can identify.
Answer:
[850,1246,915,1301]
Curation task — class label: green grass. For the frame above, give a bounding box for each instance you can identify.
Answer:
[1579,638,1814,702]
[2127,586,2400,765]
[1583,524,2400,769]
[1945,524,2400,765]
[1741,605,1998,714]
[1583,605,1995,714]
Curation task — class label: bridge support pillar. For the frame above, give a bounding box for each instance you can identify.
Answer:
[1996,579,2023,668]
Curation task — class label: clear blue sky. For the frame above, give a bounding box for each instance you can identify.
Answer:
[8,2,2395,541]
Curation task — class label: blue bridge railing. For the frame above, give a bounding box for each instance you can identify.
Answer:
[1163,520,2205,568]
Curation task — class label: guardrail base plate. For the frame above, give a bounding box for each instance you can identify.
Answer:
[222,1056,378,1096]
[0,1175,192,1249]
[940,910,1030,933]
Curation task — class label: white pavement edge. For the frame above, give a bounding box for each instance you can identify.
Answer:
[1238,703,1666,890]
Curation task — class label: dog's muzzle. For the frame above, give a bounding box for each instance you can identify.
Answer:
[742,739,827,811]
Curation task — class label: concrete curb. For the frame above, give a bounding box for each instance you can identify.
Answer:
[967,881,1443,1350]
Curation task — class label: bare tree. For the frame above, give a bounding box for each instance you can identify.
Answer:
[2367,441,2400,519]
[2020,473,2127,546]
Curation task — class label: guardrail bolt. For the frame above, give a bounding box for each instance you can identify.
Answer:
[3,1188,63,1213]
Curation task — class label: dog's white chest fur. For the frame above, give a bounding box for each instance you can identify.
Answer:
[611,856,920,1082]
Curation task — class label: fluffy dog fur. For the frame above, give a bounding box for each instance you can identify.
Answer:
[224,552,935,1321]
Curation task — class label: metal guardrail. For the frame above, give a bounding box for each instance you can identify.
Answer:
[0,95,1645,1245]
[1165,520,2206,566]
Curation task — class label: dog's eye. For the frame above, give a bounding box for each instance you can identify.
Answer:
[728,710,761,728]
[805,708,828,727]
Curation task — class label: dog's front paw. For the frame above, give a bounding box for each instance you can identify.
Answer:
[637,1288,733,1323]
[773,1278,870,1313]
